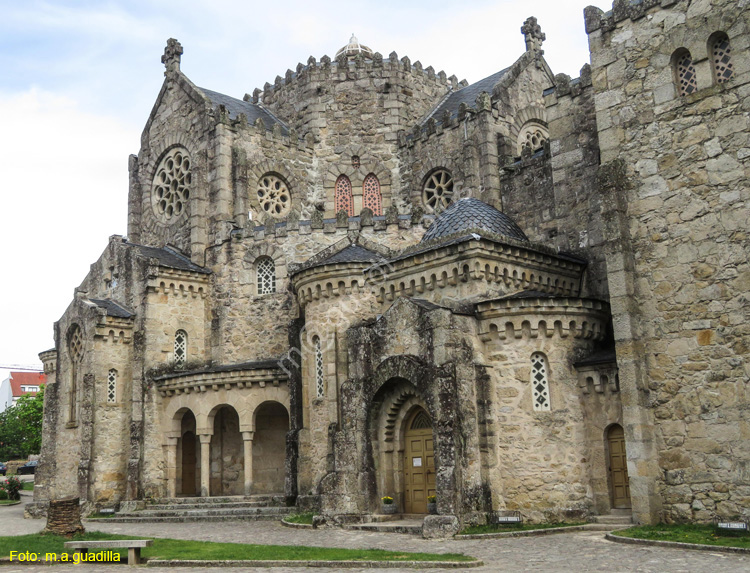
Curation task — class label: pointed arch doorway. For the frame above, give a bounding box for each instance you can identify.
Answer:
[402,408,435,514]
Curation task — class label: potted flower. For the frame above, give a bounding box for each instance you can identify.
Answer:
[427,495,437,514]
[381,496,397,514]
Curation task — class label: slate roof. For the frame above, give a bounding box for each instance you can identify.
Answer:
[89,299,135,319]
[574,349,617,368]
[199,88,289,135]
[422,68,509,126]
[129,243,211,274]
[421,198,528,243]
[154,359,283,381]
[317,245,386,266]
[293,244,387,275]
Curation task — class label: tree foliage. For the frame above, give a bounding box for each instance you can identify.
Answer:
[0,386,44,460]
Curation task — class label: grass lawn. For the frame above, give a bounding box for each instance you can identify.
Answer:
[616,524,750,549]
[460,522,584,535]
[284,512,314,525]
[0,500,21,506]
[0,532,474,562]
[21,482,34,491]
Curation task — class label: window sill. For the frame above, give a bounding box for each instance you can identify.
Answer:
[65,422,79,429]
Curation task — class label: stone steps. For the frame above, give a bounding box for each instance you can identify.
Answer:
[97,493,291,523]
[153,495,285,505]
[592,513,633,525]
[344,518,424,535]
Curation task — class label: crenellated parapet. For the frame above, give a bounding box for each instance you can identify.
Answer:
[584,0,678,34]
[154,362,287,397]
[146,268,209,299]
[476,296,610,342]
[374,235,586,303]
[39,349,57,377]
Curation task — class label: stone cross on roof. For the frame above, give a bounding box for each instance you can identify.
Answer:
[521,17,546,52]
[162,38,183,75]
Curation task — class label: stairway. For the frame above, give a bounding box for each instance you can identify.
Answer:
[344,514,425,535]
[98,494,292,523]
[591,508,633,528]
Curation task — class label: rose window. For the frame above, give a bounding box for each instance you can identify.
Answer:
[257,174,291,218]
[422,169,454,213]
[152,147,191,224]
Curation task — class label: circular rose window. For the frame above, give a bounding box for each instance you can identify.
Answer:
[152,147,191,224]
[422,169,454,213]
[257,174,291,218]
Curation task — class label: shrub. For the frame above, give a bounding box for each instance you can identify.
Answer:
[427,495,436,504]
[381,496,394,505]
[1,476,22,500]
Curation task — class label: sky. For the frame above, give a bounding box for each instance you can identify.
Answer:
[0,0,613,381]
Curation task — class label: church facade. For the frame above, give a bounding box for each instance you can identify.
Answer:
[32,0,750,531]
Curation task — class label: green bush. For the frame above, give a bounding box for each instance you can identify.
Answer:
[0,476,22,500]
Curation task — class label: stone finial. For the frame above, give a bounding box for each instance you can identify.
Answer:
[252,88,262,103]
[336,210,349,227]
[521,16,546,52]
[162,38,183,75]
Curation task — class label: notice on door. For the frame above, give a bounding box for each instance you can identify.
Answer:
[412,457,422,467]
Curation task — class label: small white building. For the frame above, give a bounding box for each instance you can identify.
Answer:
[0,372,45,414]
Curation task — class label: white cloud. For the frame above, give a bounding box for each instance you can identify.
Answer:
[0,88,139,369]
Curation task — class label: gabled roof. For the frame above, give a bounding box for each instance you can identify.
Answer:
[89,299,135,319]
[8,372,46,397]
[128,242,211,274]
[199,88,289,135]
[422,68,509,126]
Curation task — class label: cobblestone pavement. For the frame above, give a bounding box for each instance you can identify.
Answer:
[3,499,748,572]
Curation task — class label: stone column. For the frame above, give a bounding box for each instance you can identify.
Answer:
[242,431,254,496]
[199,434,212,497]
[166,437,178,499]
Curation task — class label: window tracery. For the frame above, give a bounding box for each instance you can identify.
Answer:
[517,123,549,156]
[422,169,454,213]
[314,337,324,398]
[174,330,187,368]
[335,175,354,217]
[531,352,551,412]
[257,174,291,218]
[675,50,698,96]
[362,173,382,215]
[107,369,117,403]
[68,324,83,423]
[152,147,191,224]
[710,34,734,84]
[257,257,276,295]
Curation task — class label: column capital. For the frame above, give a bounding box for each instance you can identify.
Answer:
[242,431,255,441]
[198,434,212,444]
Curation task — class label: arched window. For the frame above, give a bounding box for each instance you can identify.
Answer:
[517,122,549,156]
[67,324,83,423]
[362,173,382,215]
[531,352,551,412]
[107,369,117,403]
[174,330,187,368]
[256,256,276,295]
[674,49,698,96]
[314,336,324,398]
[709,33,734,84]
[334,175,354,217]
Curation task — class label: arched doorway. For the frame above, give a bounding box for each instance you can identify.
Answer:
[178,410,198,496]
[211,405,244,496]
[253,401,289,494]
[607,424,631,509]
[402,408,435,514]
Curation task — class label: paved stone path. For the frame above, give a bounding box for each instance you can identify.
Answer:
[2,499,748,572]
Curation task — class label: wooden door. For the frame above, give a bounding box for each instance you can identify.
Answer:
[403,409,435,514]
[608,425,631,508]
[182,431,197,496]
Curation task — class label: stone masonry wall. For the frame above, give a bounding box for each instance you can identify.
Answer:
[587,0,750,522]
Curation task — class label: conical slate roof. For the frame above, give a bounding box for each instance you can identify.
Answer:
[421,197,528,243]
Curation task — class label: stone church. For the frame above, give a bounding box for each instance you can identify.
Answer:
[31,0,749,533]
